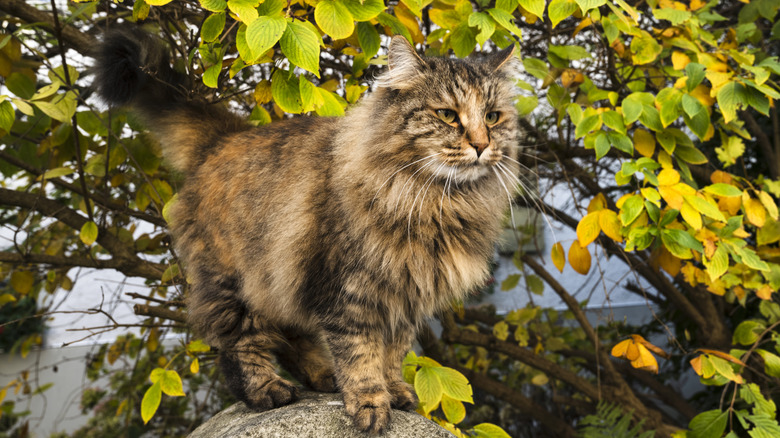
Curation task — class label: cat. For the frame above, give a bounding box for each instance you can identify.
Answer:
[94,28,521,434]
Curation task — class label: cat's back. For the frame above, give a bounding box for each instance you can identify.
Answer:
[170,115,339,272]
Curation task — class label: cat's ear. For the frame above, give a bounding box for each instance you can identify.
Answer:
[379,36,425,89]
[488,44,520,75]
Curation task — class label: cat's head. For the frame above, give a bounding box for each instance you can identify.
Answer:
[374,36,520,183]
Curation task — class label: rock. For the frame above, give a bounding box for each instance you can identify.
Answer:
[189,391,455,438]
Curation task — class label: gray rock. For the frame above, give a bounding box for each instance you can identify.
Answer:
[189,391,456,438]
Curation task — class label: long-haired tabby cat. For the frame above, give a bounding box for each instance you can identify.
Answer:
[94,28,520,434]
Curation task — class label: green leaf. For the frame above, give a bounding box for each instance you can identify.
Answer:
[661,228,703,259]
[376,12,412,43]
[620,195,644,226]
[630,31,663,65]
[141,381,162,424]
[548,0,577,28]
[684,108,710,140]
[487,8,522,37]
[357,22,381,58]
[685,62,706,91]
[594,131,610,159]
[468,12,496,46]
[414,366,443,413]
[200,0,227,12]
[523,58,548,81]
[314,88,346,116]
[202,12,226,42]
[756,350,780,379]
[272,70,302,113]
[654,7,691,25]
[501,274,520,291]
[733,320,765,346]
[431,367,473,402]
[703,244,729,281]
[472,423,512,438]
[622,99,643,125]
[549,45,592,61]
[518,0,545,19]
[450,23,476,58]
[717,81,748,124]
[257,0,285,16]
[245,15,287,61]
[280,21,321,76]
[575,115,601,139]
[441,395,466,424]
[608,132,633,155]
[0,100,14,133]
[203,64,221,88]
[227,0,260,23]
[6,72,36,99]
[187,339,211,353]
[602,110,625,134]
[688,410,728,438]
[683,195,725,221]
[315,0,355,40]
[161,263,180,283]
[80,221,99,246]
[342,0,385,21]
[160,370,186,396]
[515,95,538,117]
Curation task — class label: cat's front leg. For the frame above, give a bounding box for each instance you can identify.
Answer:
[385,326,419,411]
[322,321,392,434]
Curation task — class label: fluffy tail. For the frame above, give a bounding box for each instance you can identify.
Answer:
[92,27,246,172]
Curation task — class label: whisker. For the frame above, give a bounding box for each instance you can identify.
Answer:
[372,153,441,208]
[393,157,439,214]
[439,168,454,223]
[417,163,446,228]
[496,162,558,243]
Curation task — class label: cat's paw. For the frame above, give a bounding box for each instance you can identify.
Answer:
[308,369,338,393]
[344,389,393,434]
[245,377,299,411]
[388,380,418,411]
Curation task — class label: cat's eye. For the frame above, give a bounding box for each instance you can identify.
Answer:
[436,109,458,124]
[485,112,500,125]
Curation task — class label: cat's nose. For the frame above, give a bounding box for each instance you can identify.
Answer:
[471,142,489,157]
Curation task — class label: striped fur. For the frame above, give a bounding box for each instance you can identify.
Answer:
[94,32,522,434]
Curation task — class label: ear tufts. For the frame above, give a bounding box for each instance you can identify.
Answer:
[375,36,426,90]
[489,44,520,75]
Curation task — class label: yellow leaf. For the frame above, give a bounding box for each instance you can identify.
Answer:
[568,240,591,275]
[254,80,272,104]
[696,349,747,366]
[758,191,779,220]
[145,0,174,5]
[633,128,655,157]
[576,212,601,247]
[690,355,703,375]
[598,210,623,242]
[671,51,690,70]
[656,246,682,277]
[551,242,566,273]
[631,334,669,358]
[718,196,742,216]
[680,200,702,229]
[690,0,706,10]
[756,285,773,300]
[10,271,34,294]
[710,170,733,184]
[744,197,767,227]
[690,84,715,107]
[659,185,684,210]
[658,150,674,168]
[587,193,608,213]
[190,358,200,374]
[658,168,680,186]
[630,344,659,373]
[611,339,631,358]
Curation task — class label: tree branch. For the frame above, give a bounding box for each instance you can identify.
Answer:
[0,251,164,280]
[133,303,186,324]
[0,0,97,56]
[0,187,164,279]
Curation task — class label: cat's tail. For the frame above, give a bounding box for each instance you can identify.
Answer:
[92,27,246,173]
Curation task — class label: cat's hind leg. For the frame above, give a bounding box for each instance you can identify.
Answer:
[275,329,338,393]
[187,269,298,410]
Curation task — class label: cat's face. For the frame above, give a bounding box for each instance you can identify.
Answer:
[377,37,520,184]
